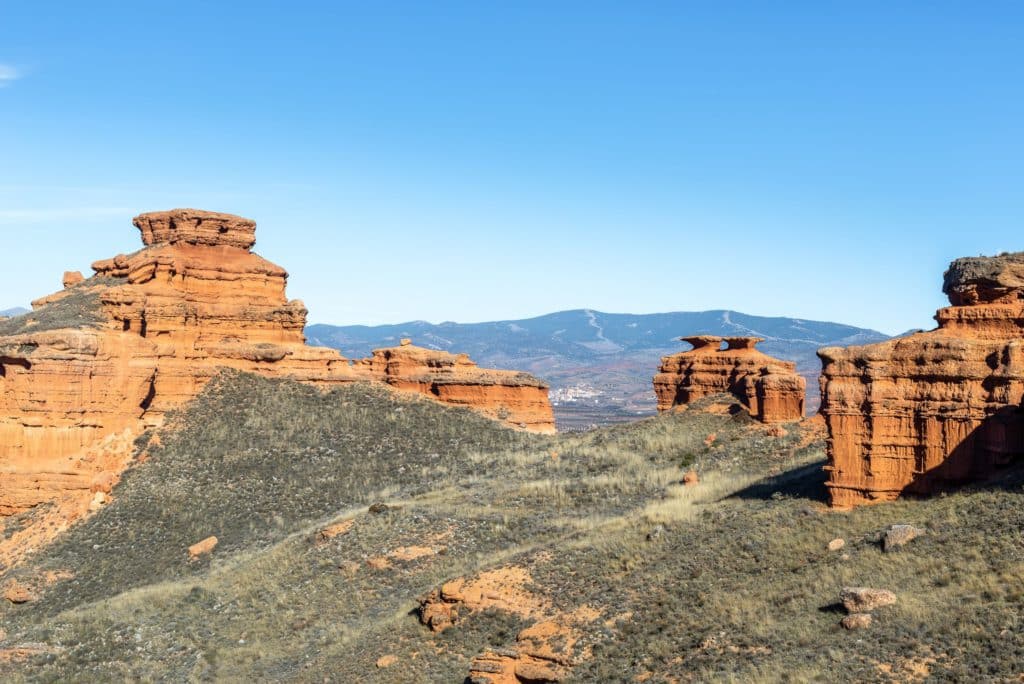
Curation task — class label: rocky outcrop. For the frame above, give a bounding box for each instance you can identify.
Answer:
[0,209,554,559]
[419,566,598,683]
[819,251,1024,507]
[356,340,555,433]
[132,209,257,250]
[653,336,805,423]
[840,587,897,613]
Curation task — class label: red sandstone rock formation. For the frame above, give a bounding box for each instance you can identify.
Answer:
[0,209,554,561]
[355,340,555,433]
[653,336,805,423]
[819,251,1024,508]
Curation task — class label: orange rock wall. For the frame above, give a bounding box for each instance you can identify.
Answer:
[356,344,556,433]
[653,336,805,423]
[820,251,1024,507]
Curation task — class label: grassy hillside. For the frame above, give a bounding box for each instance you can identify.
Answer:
[2,372,1022,682]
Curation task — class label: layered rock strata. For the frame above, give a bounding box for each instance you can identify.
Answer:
[653,336,805,423]
[819,251,1024,507]
[356,340,555,433]
[0,210,554,531]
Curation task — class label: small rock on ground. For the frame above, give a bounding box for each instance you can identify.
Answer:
[841,587,897,613]
[883,524,926,552]
[841,613,872,630]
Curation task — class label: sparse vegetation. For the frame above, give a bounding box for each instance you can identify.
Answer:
[0,279,114,337]
[2,373,1023,682]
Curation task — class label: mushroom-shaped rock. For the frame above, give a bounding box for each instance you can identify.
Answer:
[681,335,723,352]
[653,336,804,422]
[724,336,764,351]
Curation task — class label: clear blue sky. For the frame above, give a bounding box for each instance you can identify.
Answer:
[2,2,1021,335]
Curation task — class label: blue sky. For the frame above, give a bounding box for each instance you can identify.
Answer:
[1,2,1021,334]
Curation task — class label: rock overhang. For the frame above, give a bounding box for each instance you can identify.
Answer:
[132,209,257,250]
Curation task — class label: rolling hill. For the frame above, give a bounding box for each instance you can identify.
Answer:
[3,371,1019,682]
[308,309,889,429]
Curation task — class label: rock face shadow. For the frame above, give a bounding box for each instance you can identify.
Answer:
[730,460,829,503]
[900,405,1024,499]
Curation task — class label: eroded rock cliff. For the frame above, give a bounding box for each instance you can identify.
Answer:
[653,336,805,423]
[357,340,555,433]
[0,209,554,560]
[819,251,1024,508]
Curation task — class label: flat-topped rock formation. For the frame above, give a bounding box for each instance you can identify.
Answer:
[819,251,1024,508]
[357,339,555,433]
[653,336,805,423]
[133,208,257,249]
[0,209,553,559]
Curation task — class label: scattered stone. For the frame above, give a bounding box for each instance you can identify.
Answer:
[88,491,109,512]
[3,581,34,604]
[828,538,846,552]
[883,524,926,552]
[316,519,354,543]
[188,536,218,561]
[647,525,666,541]
[841,613,873,630]
[337,561,360,576]
[368,503,391,515]
[62,271,84,288]
[366,557,390,570]
[840,587,896,613]
[766,424,788,438]
[683,470,699,486]
[376,655,398,669]
[90,472,117,494]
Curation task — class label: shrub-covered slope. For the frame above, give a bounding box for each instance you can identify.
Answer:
[2,372,1023,682]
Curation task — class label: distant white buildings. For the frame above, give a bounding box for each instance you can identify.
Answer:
[549,384,605,406]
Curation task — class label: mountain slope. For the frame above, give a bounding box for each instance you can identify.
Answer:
[308,309,889,428]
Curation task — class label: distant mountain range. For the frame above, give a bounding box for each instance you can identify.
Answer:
[0,307,28,318]
[308,309,890,429]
